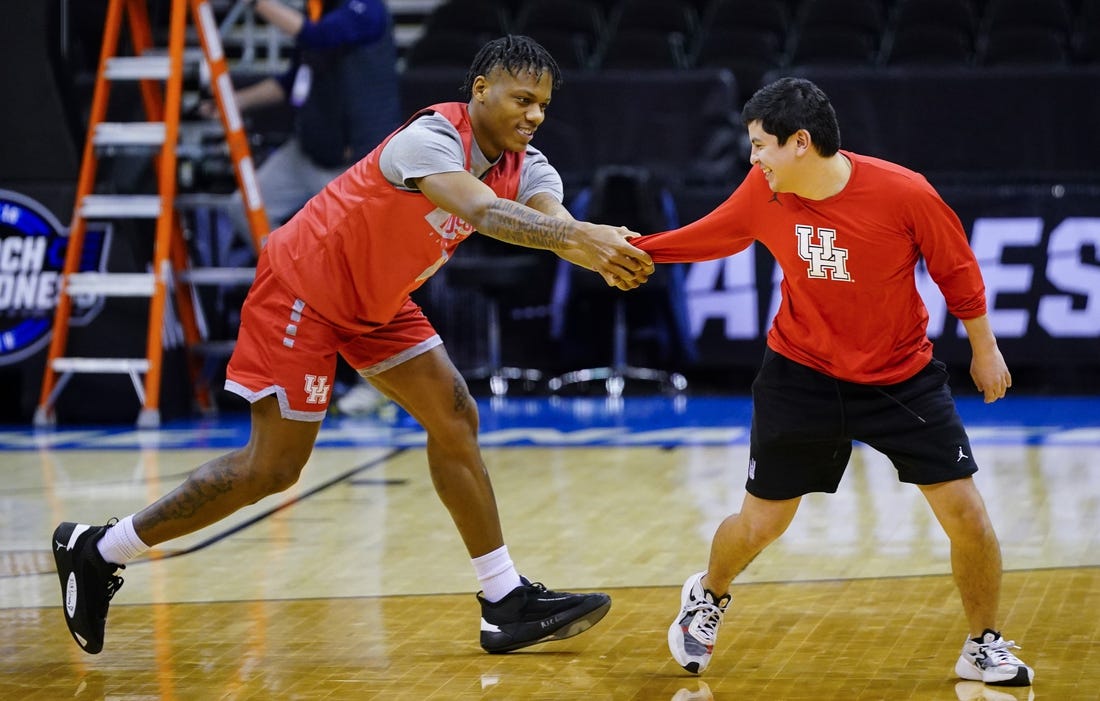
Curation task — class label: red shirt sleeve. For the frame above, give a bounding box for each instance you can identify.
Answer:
[908,178,988,320]
[634,175,757,262]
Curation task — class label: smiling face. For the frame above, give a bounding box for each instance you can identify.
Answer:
[468,65,554,161]
[747,120,806,193]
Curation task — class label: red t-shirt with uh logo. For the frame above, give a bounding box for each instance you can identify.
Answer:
[634,152,987,384]
[264,102,524,333]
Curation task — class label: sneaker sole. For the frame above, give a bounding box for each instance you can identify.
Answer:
[955,654,1034,686]
[482,598,612,654]
[668,621,703,674]
[985,666,1034,687]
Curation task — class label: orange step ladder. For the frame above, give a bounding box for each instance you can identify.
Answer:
[35,0,269,428]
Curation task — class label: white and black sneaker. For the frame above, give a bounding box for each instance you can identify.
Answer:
[52,521,125,654]
[478,577,611,653]
[668,571,730,674]
[955,629,1034,686]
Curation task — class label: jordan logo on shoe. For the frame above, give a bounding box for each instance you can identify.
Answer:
[55,540,66,551]
[956,446,969,462]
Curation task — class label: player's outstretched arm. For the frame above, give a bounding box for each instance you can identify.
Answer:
[524,192,653,290]
[417,171,653,290]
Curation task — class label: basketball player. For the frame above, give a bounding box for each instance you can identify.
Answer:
[52,36,652,656]
[635,77,1033,687]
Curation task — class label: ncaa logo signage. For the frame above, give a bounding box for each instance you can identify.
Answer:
[0,190,110,366]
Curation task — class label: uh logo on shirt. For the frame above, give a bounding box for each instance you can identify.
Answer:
[425,207,474,242]
[416,207,476,281]
[795,225,853,282]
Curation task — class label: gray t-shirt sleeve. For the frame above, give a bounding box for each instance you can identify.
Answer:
[517,147,564,206]
[379,113,465,189]
[379,111,564,205]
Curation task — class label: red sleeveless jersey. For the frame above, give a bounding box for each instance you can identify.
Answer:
[264,102,525,332]
[635,152,987,384]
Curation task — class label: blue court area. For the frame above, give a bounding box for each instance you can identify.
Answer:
[0,395,1097,451]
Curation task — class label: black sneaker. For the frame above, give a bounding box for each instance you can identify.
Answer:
[477,577,611,653]
[52,521,125,654]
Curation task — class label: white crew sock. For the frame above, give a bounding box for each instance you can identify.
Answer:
[96,515,150,566]
[472,545,522,603]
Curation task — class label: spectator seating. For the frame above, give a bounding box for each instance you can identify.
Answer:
[404,0,1100,101]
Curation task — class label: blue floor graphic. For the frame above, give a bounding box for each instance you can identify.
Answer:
[1,395,1097,451]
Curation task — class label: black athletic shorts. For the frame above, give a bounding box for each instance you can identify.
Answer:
[747,348,978,500]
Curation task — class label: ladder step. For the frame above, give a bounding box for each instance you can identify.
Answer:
[52,357,150,374]
[105,56,171,80]
[80,194,162,219]
[93,121,167,147]
[66,272,155,297]
[142,46,205,65]
[180,267,256,286]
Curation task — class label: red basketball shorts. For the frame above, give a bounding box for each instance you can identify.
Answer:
[225,256,441,421]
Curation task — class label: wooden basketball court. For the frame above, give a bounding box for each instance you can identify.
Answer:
[1,396,1096,699]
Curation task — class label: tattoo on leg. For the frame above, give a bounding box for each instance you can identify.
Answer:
[453,375,469,413]
[159,467,237,522]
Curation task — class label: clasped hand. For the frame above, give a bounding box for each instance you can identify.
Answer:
[560,224,655,291]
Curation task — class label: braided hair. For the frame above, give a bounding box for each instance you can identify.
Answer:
[460,35,562,99]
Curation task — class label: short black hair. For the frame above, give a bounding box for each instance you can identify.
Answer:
[460,35,563,99]
[742,77,841,157]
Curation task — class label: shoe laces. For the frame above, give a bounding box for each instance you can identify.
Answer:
[685,597,725,645]
[99,518,125,603]
[104,571,124,600]
[88,567,125,620]
[518,579,556,597]
[982,637,1025,667]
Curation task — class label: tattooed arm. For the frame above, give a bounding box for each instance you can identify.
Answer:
[415,171,653,290]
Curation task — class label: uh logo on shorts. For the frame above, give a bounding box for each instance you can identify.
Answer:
[304,374,331,404]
